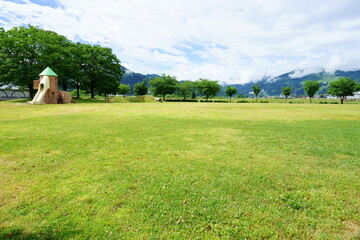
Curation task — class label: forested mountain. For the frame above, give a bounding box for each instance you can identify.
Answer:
[225,69,360,96]
[120,66,159,86]
[120,67,360,96]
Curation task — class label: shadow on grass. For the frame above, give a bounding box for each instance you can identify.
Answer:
[1,228,83,240]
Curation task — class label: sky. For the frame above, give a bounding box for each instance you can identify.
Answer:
[1,0,360,84]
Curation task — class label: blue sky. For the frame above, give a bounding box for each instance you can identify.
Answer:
[1,0,360,83]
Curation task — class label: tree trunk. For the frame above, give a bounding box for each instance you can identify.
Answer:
[206,96,209,102]
[123,94,125,98]
[28,84,34,99]
[76,85,80,99]
[162,94,166,101]
[341,97,344,104]
[310,97,312,103]
[255,95,257,102]
[91,90,95,99]
[229,96,232,103]
[285,96,287,102]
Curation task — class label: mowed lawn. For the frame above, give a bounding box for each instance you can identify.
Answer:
[0,102,359,239]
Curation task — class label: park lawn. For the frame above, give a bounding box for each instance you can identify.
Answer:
[0,102,359,239]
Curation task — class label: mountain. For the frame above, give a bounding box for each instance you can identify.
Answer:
[120,66,160,87]
[120,66,360,96]
[226,69,360,96]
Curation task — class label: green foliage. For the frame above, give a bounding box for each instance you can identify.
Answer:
[304,80,320,103]
[236,94,246,98]
[134,80,148,96]
[328,77,358,104]
[0,25,73,97]
[0,25,123,99]
[149,74,178,101]
[117,84,130,98]
[225,86,238,102]
[177,81,196,100]
[196,78,221,101]
[252,84,261,102]
[281,86,292,102]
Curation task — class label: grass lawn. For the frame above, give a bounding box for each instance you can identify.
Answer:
[0,102,359,239]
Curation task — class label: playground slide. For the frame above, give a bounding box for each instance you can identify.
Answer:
[29,76,50,104]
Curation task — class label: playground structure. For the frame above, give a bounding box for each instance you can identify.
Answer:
[29,67,73,104]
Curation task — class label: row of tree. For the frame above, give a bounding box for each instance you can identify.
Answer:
[250,77,359,104]
[118,75,222,101]
[119,75,359,104]
[0,25,124,98]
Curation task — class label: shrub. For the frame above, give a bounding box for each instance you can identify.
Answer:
[237,100,249,103]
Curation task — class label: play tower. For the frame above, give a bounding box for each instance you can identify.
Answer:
[29,67,73,104]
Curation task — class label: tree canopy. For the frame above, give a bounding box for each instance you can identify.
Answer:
[303,80,320,103]
[196,79,221,101]
[328,77,358,104]
[118,84,130,98]
[134,80,148,96]
[281,86,292,102]
[177,81,196,100]
[225,86,238,102]
[252,84,261,102]
[149,74,178,101]
[0,25,123,98]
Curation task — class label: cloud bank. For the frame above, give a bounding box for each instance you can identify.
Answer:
[1,0,360,83]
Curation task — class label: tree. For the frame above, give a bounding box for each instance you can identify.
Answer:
[0,25,124,99]
[118,84,130,98]
[177,81,195,100]
[304,80,320,103]
[328,77,358,104]
[225,86,238,102]
[80,44,123,98]
[196,78,221,101]
[252,84,261,102]
[134,80,148,95]
[149,74,178,101]
[281,86,292,102]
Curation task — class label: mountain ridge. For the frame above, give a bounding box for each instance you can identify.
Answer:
[120,66,360,96]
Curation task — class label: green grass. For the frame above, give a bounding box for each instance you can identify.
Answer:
[0,102,359,239]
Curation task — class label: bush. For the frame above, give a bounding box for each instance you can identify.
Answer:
[319,101,328,104]
[213,100,228,103]
[237,100,249,103]
[260,100,269,103]
[330,102,339,104]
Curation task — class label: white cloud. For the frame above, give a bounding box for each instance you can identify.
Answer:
[1,0,360,83]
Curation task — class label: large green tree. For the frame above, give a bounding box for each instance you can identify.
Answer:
[177,81,195,100]
[196,78,221,101]
[79,44,123,98]
[281,86,292,102]
[0,25,74,97]
[303,80,320,103]
[118,84,130,98]
[252,84,261,102]
[225,86,238,102]
[134,80,148,96]
[328,77,358,104]
[149,74,178,101]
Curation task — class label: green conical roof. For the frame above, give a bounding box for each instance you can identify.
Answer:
[39,67,58,76]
